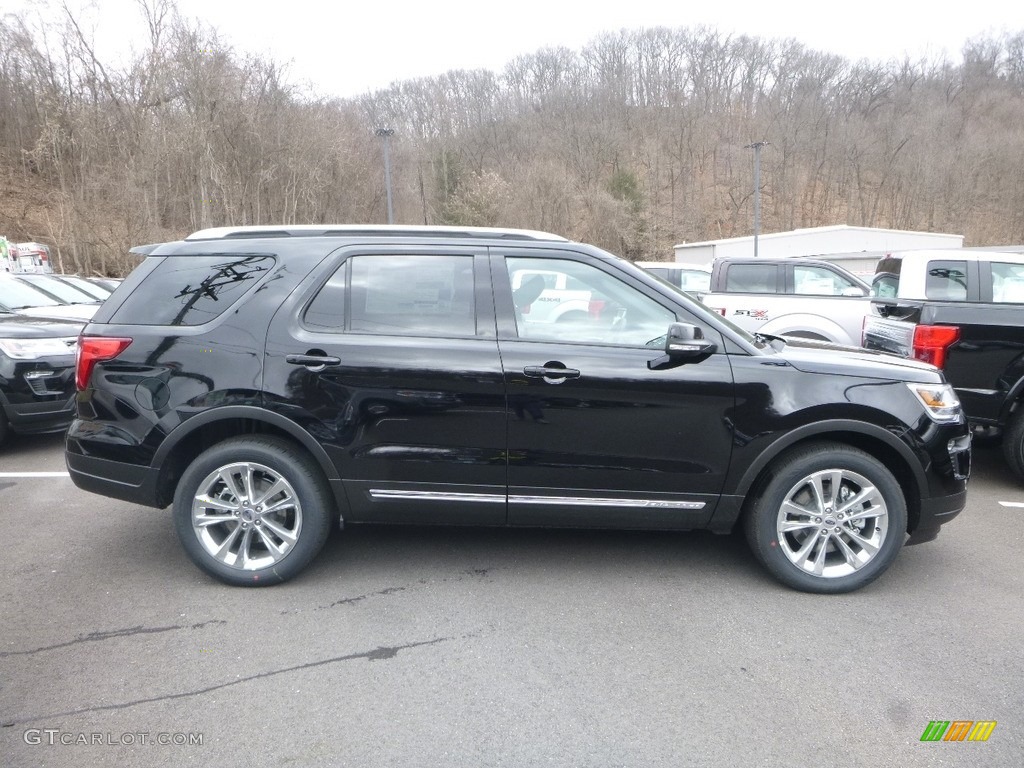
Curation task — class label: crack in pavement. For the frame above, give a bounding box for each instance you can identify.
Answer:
[2,568,494,657]
[280,568,497,616]
[8,637,451,726]
[0,620,228,658]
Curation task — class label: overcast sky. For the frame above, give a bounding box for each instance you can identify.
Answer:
[11,0,1024,98]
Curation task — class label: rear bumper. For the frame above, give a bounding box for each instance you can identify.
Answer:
[65,450,164,508]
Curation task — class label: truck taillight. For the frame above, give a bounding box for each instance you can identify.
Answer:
[912,325,959,369]
[76,336,132,390]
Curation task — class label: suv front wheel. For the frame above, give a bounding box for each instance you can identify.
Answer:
[744,443,907,594]
[172,436,334,586]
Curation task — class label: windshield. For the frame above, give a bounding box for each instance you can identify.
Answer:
[16,275,99,304]
[0,276,64,309]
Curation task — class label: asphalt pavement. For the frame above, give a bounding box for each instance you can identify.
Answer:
[1,433,1021,767]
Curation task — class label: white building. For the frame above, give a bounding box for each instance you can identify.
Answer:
[673,225,964,274]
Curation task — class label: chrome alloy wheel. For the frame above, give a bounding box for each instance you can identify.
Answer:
[776,468,889,579]
[191,461,303,571]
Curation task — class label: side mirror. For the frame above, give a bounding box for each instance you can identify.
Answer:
[666,323,716,357]
[649,323,717,369]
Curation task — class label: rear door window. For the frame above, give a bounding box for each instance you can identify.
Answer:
[990,262,1024,303]
[304,254,476,337]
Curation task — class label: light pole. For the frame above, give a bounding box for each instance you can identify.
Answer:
[745,141,768,257]
[376,128,395,224]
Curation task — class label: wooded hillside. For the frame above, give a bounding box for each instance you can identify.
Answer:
[1,2,1022,275]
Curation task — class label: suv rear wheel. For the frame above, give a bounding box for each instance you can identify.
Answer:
[172,436,333,586]
[744,443,907,594]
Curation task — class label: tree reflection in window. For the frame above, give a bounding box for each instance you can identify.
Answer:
[169,256,272,326]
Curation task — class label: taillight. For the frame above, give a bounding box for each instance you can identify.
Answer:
[911,325,959,369]
[76,336,132,390]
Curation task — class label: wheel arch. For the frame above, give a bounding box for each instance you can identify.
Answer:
[548,300,591,321]
[150,405,345,511]
[729,420,926,535]
[996,371,1024,426]
[760,313,854,345]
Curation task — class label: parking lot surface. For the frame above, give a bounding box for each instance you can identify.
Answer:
[1,434,1022,767]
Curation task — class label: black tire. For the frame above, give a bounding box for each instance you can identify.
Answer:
[744,442,908,594]
[971,424,1002,448]
[173,436,334,587]
[1002,410,1024,480]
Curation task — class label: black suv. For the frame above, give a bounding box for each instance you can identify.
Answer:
[1,312,81,445]
[66,226,971,593]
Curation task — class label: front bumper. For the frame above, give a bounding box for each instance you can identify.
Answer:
[1,360,77,435]
[2,394,77,435]
[909,429,971,543]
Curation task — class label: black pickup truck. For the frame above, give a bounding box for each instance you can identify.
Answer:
[862,249,1024,478]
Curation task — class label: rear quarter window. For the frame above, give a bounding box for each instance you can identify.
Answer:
[109,255,275,325]
[924,261,968,301]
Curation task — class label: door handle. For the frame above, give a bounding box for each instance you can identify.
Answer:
[524,366,581,380]
[286,354,341,367]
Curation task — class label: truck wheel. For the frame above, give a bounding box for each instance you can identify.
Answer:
[555,310,589,324]
[744,442,907,594]
[1001,410,1024,480]
[971,424,1001,447]
[172,436,333,587]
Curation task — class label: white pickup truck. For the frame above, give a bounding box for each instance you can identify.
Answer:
[698,257,873,345]
[509,268,594,324]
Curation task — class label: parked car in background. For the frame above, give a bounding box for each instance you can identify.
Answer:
[67,224,970,595]
[87,277,123,292]
[0,312,82,447]
[48,274,113,300]
[701,256,872,345]
[862,249,1024,478]
[0,274,100,321]
[635,261,712,295]
[13,273,105,306]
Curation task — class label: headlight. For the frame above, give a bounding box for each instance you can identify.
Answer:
[907,382,961,423]
[0,337,77,360]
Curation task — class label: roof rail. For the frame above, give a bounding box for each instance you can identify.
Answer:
[184,224,569,242]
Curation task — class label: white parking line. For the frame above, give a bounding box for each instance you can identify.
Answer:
[998,501,1024,508]
[0,472,71,478]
